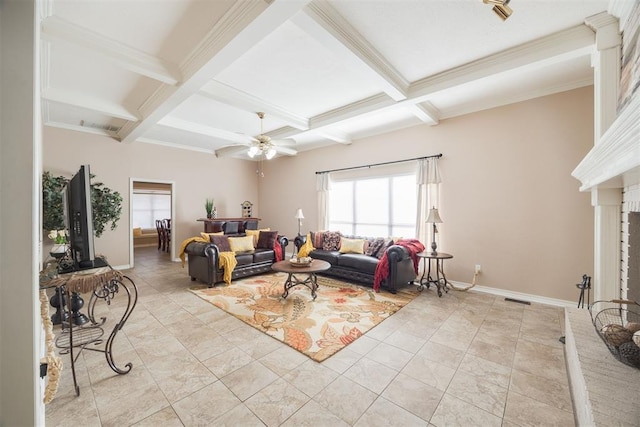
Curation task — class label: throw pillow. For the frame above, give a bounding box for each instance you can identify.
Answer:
[201,232,223,240]
[365,238,386,257]
[311,231,326,249]
[246,228,271,246]
[228,235,254,253]
[133,227,143,237]
[376,238,395,259]
[322,231,342,251]
[339,237,365,254]
[257,230,278,249]
[209,235,231,252]
[297,233,314,257]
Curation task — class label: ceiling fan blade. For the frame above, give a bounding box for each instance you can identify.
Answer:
[272,138,296,147]
[275,146,297,156]
[214,145,249,158]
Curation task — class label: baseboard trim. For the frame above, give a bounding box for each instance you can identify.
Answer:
[449,280,576,308]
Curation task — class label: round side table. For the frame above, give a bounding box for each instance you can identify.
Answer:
[416,252,453,297]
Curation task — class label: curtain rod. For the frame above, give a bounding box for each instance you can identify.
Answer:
[315,153,442,175]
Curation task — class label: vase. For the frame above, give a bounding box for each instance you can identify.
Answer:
[212,207,217,219]
[50,244,68,259]
[207,213,213,219]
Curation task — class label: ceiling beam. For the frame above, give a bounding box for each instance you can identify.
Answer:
[408,25,595,101]
[199,80,309,130]
[406,102,439,125]
[41,15,181,85]
[118,0,312,144]
[43,88,140,122]
[292,0,408,101]
[265,25,595,140]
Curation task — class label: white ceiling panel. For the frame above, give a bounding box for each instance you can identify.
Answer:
[215,20,383,117]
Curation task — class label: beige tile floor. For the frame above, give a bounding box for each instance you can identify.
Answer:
[45,247,575,426]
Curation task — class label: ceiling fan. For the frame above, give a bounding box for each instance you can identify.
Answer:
[214,112,297,159]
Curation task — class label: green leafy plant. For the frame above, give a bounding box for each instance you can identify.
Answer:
[205,198,214,216]
[42,171,123,238]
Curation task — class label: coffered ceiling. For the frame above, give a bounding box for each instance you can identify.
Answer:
[41,0,612,158]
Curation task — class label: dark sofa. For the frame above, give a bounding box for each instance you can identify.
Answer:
[294,235,417,293]
[184,235,289,286]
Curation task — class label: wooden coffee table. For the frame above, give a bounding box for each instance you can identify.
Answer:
[271,259,331,300]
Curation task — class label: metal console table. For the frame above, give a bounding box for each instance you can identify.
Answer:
[416,252,453,297]
[40,258,138,396]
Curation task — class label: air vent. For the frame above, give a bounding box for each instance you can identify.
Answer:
[80,120,120,133]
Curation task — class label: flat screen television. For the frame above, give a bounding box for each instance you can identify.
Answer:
[62,165,107,272]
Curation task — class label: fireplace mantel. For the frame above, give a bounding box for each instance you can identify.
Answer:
[572,91,640,191]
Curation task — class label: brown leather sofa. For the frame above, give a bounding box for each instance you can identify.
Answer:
[184,235,289,286]
[294,235,417,293]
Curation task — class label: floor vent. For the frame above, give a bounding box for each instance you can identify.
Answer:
[504,297,531,305]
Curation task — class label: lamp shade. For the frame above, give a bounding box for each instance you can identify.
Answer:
[294,208,304,219]
[426,207,443,224]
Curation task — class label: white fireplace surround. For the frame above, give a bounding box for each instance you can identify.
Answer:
[573,82,640,301]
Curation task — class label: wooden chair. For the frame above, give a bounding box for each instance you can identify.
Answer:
[161,218,171,252]
[155,219,163,251]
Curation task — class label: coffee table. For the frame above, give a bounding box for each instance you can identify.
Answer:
[271,259,331,300]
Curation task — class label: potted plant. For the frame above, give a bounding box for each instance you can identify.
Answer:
[42,170,123,238]
[205,198,215,219]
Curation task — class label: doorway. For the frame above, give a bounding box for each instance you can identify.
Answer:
[129,178,176,268]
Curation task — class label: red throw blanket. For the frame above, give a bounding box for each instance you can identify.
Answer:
[373,239,425,292]
[273,238,283,262]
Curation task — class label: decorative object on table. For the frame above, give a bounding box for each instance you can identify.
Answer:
[241,200,253,217]
[189,272,418,362]
[212,206,217,219]
[294,208,304,236]
[42,170,123,238]
[205,198,214,219]
[425,206,443,255]
[289,256,312,266]
[48,229,68,259]
[590,299,640,368]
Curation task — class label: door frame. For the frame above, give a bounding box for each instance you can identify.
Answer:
[129,177,176,268]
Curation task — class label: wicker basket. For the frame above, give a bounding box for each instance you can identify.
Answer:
[589,300,640,369]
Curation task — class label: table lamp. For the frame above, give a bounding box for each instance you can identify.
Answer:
[295,208,304,236]
[426,207,443,255]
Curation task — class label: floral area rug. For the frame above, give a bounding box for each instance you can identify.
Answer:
[189,272,418,362]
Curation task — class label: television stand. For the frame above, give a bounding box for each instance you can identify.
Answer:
[58,256,109,274]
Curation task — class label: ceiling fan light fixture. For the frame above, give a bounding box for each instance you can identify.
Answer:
[247,146,259,158]
[265,147,276,160]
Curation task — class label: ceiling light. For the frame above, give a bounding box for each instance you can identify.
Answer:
[483,0,512,21]
[247,146,259,158]
[265,147,276,160]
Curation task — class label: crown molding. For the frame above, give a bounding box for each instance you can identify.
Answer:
[41,15,180,85]
[440,77,593,120]
[136,137,214,154]
[293,0,408,101]
[157,117,252,145]
[43,87,139,122]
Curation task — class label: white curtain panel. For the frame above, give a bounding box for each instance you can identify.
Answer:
[416,157,442,245]
[316,172,331,231]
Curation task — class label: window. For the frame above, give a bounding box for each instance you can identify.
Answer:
[329,173,416,237]
[132,192,171,229]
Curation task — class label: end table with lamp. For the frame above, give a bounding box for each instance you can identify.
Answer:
[418,206,453,297]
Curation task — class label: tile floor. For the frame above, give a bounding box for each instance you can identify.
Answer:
[45,247,575,426]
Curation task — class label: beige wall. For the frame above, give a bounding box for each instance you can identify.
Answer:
[260,87,595,302]
[43,127,259,266]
